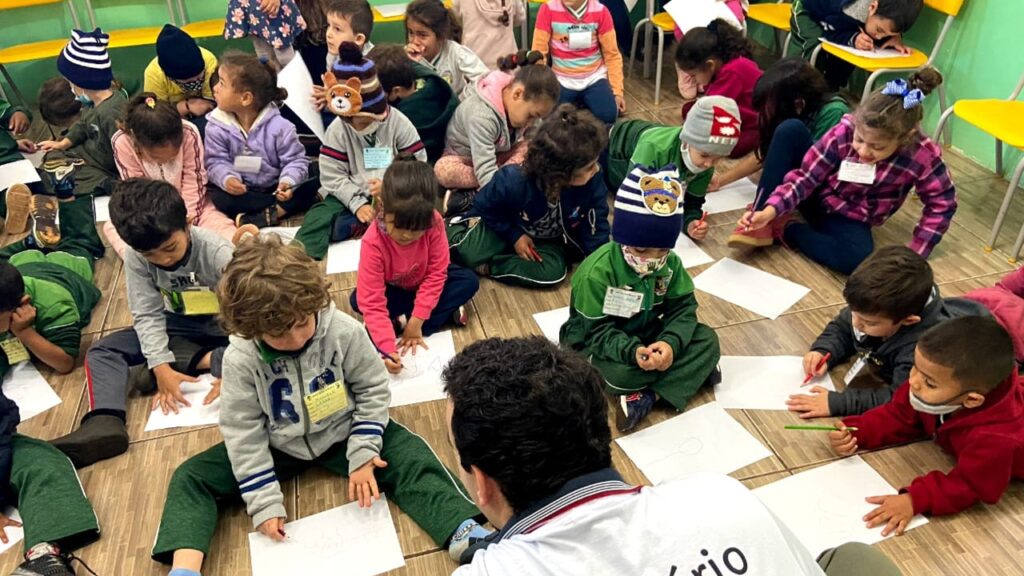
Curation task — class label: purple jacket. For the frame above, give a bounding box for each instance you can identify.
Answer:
[204,105,309,191]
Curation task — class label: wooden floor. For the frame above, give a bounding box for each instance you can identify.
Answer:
[6,69,1024,576]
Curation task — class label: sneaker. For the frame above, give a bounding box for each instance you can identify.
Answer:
[41,158,82,200]
[726,224,773,248]
[615,389,657,433]
[50,414,129,469]
[232,223,260,246]
[235,208,279,229]
[13,543,75,576]
[703,364,722,388]
[4,183,32,235]
[443,189,476,217]
[448,518,495,564]
[452,305,469,327]
[29,194,61,248]
[473,262,490,277]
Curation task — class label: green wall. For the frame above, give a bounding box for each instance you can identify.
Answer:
[3,0,1022,175]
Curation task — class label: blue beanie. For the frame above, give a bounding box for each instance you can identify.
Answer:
[57,28,113,91]
[612,164,684,249]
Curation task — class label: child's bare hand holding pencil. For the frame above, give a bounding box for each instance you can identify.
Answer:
[738,205,776,231]
[829,422,859,456]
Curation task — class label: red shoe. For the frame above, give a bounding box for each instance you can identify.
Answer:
[727,224,773,248]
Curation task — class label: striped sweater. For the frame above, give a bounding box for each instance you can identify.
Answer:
[319,106,427,214]
[531,0,624,96]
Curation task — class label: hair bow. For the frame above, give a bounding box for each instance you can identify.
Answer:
[881,78,925,110]
[145,96,156,109]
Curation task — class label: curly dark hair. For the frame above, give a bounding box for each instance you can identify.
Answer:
[443,336,612,514]
[524,104,607,200]
[674,18,752,71]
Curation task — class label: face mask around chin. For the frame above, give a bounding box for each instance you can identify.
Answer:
[682,145,708,174]
[909,391,963,416]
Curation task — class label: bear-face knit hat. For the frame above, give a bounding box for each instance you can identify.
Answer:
[57,28,113,90]
[322,41,388,119]
[612,164,684,249]
[679,95,742,157]
[156,24,204,80]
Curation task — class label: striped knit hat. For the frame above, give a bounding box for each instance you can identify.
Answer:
[324,41,388,119]
[612,164,684,249]
[57,28,113,90]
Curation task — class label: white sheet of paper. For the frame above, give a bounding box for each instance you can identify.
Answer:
[821,39,905,60]
[0,508,23,554]
[664,0,742,33]
[22,149,45,168]
[715,356,836,410]
[754,456,928,556]
[702,178,757,214]
[93,195,110,223]
[615,401,772,484]
[374,3,407,17]
[248,497,405,576]
[388,330,456,407]
[0,159,40,193]
[278,53,326,142]
[144,375,221,432]
[673,233,714,269]
[259,226,300,242]
[532,306,569,343]
[694,258,810,319]
[326,239,361,274]
[2,363,61,421]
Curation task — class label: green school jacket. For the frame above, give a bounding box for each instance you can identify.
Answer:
[395,62,458,164]
[0,100,31,167]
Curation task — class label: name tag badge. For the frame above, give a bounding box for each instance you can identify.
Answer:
[304,381,349,423]
[602,286,644,318]
[838,160,876,184]
[180,289,220,316]
[0,337,29,364]
[568,29,592,50]
[364,147,394,170]
[234,155,263,174]
[844,355,868,385]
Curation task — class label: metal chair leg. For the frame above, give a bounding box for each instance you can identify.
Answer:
[643,22,654,78]
[996,140,1004,176]
[0,65,27,108]
[520,0,529,49]
[629,18,649,78]
[937,80,950,143]
[988,156,1024,251]
[932,106,956,144]
[781,32,791,58]
[810,44,822,66]
[862,68,888,104]
[654,29,665,107]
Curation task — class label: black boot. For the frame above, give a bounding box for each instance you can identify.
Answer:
[50,414,129,469]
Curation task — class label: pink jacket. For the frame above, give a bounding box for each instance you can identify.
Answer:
[356,211,450,356]
[455,0,525,70]
[964,267,1024,363]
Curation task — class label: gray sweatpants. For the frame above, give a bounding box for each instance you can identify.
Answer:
[84,313,228,416]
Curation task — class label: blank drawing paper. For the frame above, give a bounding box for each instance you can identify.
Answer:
[532,307,569,344]
[93,196,110,223]
[2,363,61,421]
[702,178,757,214]
[715,356,837,410]
[664,0,742,34]
[248,497,405,576]
[144,375,222,432]
[388,330,456,407]
[326,239,361,275]
[820,39,904,60]
[0,508,23,555]
[754,456,928,556]
[615,401,772,484]
[673,233,714,269]
[0,159,41,194]
[693,258,810,319]
[277,53,326,141]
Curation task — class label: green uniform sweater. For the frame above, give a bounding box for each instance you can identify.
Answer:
[394,62,458,164]
[0,100,31,167]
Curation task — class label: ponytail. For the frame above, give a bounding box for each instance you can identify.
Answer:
[674,18,752,71]
[856,67,943,144]
[498,50,560,103]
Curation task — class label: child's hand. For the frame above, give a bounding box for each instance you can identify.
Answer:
[225,177,247,195]
[397,318,428,356]
[687,219,709,241]
[863,493,914,537]
[0,513,22,544]
[828,422,858,456]
[514,235,541,262]
[635,346,659,371]
[257,517,287,542]
[8,111,30,134]
[707,173,723,192]
[648,341,674,371]
[786,386,831,418]
[880,36,912,55]
[16,139,37,153]
[275,182,293,202]
[152,364,198,415]
[37,138,70,152]
[259,0,280,18]
[405,43,425,61]
[204,378,222,405]
[738,205,776,231]
[384,353,403,374]
[312,85,327,110]
[9,300,36,335]
[355,204,376,223]
[368,178,382,197]
[615,95,626,114]
[349,456,388,508]
[803,350,829,380]
[854,31,874,51]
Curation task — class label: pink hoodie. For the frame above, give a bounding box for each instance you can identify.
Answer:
[109,121,235,257]
[964,267,1024,363]
[356,211,450,356]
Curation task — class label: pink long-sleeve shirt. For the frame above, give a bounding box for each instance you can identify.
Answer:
[356,211,450,356]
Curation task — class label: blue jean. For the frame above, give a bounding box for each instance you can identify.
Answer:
[753,118,815,211]
[559,78,618,126]
[783,199,874,275]
[349,264,480,336]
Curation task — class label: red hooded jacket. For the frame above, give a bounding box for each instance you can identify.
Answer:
[843,374,1024,516]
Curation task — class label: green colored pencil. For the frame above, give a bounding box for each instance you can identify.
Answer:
[784,425,859,432]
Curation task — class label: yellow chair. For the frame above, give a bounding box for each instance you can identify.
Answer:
[933,71,1024,262]
[745,1,791,57]
[810,0,964,114]
[0,0,84,105]
[629,11,675,106]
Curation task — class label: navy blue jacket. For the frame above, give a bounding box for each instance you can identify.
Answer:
[468,165,611,256]
[0,388,20,510]
[803,0,871,46]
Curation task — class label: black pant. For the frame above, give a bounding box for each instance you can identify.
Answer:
[208,175,320,219]
[753,118,815,211]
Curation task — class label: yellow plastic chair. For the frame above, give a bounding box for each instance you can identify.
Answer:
[0,0,84,105]
[746,1,791,57]
[810,0,964,115]
[629,11,675,106]
[933,70,1024,263]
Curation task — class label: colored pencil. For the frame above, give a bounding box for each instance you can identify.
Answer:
[784,425,859,432]
[802,352,832,385]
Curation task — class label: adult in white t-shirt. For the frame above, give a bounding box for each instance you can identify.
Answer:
[443,336,903,576]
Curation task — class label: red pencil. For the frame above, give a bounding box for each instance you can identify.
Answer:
[802,352,832,385]
[698,211,708,225]
[528,245,544,262]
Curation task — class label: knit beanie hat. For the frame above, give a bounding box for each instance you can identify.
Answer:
[612,164,684,249]
[57,28,113,91]
[322,41,388,120]
[156,24,204,80]
[679,95,742,157]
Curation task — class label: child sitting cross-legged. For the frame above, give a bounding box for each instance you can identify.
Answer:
[151,234,489,574]
[829,317,1024,536]
[560,164,721,432]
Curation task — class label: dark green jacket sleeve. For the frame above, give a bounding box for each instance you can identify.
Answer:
[657,291,699,356]
[39,324,82,359]
[681,170,713,235]
[565,275,644,366]
[0,102,31,126]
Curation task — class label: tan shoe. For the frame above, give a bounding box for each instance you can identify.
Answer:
[4,183,32,235]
